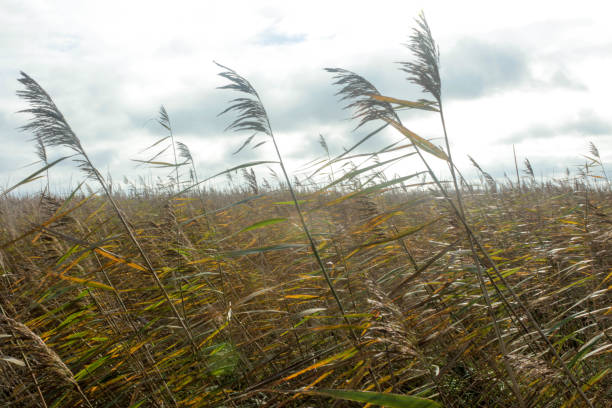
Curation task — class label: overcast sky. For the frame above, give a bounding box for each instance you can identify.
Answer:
[2,0,612,193]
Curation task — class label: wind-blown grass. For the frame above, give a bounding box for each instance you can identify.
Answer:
[0,14,610,408]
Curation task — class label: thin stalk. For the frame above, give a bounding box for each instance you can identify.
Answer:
[404,106,526,406]
[328,51,589,407]
[161,109,190,328]
[398,15,591,404]
[437,103,525,406]
[0,306,94,408]
[513,144,521,193]
[93,169,198,350]
[16,71,200,367]
[168,121,181,194]
[270,131,348,319]
[89,251,177,407]
[85,189,236,404]
[266,113,383,391]
[404,134,592,406]
[216,63,381,390]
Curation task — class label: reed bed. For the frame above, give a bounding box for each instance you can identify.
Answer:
[0,13,610,408]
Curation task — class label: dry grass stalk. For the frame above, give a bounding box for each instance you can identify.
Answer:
[0,314,93,407]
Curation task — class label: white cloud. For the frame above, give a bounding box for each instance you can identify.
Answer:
[1,0,612,193]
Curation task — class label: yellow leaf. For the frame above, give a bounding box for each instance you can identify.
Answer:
[284,294,319,299]
[559,219,581,225]
[313,323,369,331]
[94,248,147,272]
[56,274,115,291]
[198,321,229,348]
[371,94,439,112]
[31,195,93,244]
[187,256,215,265]
[289,370,335,401]
[383,118,449,161]
[281,347,358,382]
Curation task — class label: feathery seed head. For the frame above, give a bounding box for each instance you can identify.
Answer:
[17,72,98,179]
[215,62,272,136]
[325,68,397,129]
[398,12,441,104]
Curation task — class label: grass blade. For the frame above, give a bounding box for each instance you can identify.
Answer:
[308,389,441,408]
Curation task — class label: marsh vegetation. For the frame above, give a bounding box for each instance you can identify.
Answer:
[0,13,610,408]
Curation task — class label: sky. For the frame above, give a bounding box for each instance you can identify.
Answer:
[1,0,612,193]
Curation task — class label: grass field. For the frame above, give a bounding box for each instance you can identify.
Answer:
[1,13,610,408]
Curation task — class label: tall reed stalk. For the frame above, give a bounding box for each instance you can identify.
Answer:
[326,12,593,407]
[215,63,387,392]
[215,63,353,329]
[16,72,198,353]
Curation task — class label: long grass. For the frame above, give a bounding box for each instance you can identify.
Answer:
[1,13,610,408]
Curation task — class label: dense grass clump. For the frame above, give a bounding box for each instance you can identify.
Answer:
[1,13,610,408]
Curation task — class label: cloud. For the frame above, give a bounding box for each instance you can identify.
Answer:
[0,109,36,175]
[441,38,529,99]
[561,111,612,135]
[150,66,357,162]
[90,149,116,168]
[156,94,225,138]
[254,26,306,46]
[441,37,588,100]
[264,71,350,132]
[547,69,588,91]
[506,110,612,143]
[2,1,612,194]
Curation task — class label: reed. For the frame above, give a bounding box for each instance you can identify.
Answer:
[0,14,609,408]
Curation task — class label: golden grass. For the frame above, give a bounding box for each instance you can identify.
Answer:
[0,183,610,407]
[1,12,610,407]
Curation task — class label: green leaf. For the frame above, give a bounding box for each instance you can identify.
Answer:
[128,400,148,408]
[584,367,610,390]
[240,218,287,233]
[569,333,604,368]
[328,172,427,205]
[1,156,70,197]
[223,244,306,257]
[309,124,389,178]
[206,342,240,378]
[55,244,81,266]
[358,217,441,249]
[308,389,441,408]
[273,200,306,205]
[180,193,266,225]
[73,355,110,381]
[56,309,90,331]
[323,152,416,190]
